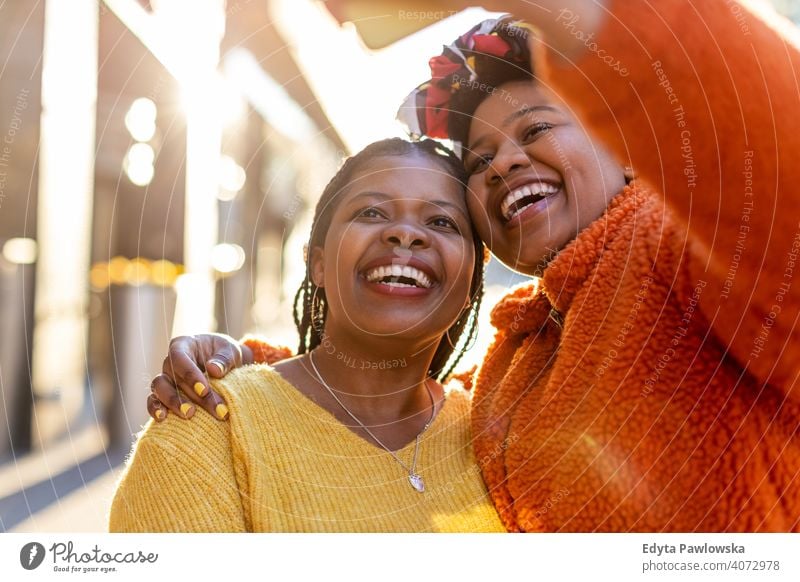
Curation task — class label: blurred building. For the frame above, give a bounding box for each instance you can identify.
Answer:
[0,0,344,473]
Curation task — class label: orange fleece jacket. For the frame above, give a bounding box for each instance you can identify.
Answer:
[468,0,800,532]
[246,0,800,531]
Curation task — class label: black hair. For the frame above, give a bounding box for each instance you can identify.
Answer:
[292,137,485,381]
[447,20,535,145]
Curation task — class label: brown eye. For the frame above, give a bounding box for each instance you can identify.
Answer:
[356,207,385,219]
[521,122,553,143]
[469,155,492,175]
[430,216,459,231]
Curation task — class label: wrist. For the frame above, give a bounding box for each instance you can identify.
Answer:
[482,1,609,60]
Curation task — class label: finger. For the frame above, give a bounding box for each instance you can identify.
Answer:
[205,358,227,378]
[159,372,228,421]
[207,392,230,420]
[147,393,168,422]
[204,344,242,379]
[151,374,195,419]
[163,349,212,400]
[191,385,230,421]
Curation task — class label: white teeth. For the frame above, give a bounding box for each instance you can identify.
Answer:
[500,181,560,220]
[364,264,432,288]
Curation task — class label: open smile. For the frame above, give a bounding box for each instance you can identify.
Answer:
[500,180,562,222]
[359,256,439,297]
[364,264,433,288]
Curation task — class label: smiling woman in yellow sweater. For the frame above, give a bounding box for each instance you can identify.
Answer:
[108,138,504,533]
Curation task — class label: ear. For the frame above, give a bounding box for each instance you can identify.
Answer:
[309,246,325,288]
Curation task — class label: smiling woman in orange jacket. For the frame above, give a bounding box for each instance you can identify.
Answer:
[145,0,800,532]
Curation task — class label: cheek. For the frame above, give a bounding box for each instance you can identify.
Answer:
[323,227,363,281]
[440,236,475,282]
[564,152,622,226]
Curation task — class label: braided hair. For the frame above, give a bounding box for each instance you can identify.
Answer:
[292,138,485,381]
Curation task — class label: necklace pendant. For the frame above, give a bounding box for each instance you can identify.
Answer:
[408,473,425,493]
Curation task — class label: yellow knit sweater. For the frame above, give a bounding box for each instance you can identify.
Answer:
[109,365,505,532]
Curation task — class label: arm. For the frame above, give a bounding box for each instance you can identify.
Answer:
[109,411,247,532]
[149,334,292,421]
[516,0,800,390]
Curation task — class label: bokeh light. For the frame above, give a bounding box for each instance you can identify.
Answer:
[2,238,38,264]
[124,97,157,142]
[218,155,247,200]
[211,243,246,273]
[123,142,155,186]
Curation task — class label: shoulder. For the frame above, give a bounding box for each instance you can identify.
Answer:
[134,400,232,463]
[132,365,295,455]
[111,399,247,532]
[440,382,473,417]
[207,364,307,430]
[209,364,293,406]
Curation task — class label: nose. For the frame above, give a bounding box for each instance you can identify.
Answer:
[382,220,430,250]
[487,142,531,186]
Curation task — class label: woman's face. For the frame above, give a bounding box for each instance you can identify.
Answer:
[311,154,475,344]
[463,81,626,275]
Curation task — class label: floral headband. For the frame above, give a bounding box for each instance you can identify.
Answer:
[396,16,534,145]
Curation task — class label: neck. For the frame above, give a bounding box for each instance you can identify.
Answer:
[306,324,441,418]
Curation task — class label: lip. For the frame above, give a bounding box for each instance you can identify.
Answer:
[359,254,439,298]
[504,192,561,230]
[490,174,563,226]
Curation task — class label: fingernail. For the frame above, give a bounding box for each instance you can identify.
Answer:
[155,408,165,420]
[208,360,226,374]
[180,402,194,418]
[215,403,229,419]
[193,382,207,397]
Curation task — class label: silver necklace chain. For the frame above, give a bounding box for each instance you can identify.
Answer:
[308,350,435,492]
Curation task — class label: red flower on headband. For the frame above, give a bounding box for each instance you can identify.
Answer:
[422,54,469,138]
[429,54,463,81]
[424,83,453,139]
[397,17,529,141]
[471,34,512,58]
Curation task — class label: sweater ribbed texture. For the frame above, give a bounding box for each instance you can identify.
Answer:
[109,365,504,532]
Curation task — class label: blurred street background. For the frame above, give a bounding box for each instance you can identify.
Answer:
[1,0,797,533]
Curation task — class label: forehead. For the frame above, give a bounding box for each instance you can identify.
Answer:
[468,82,560,142]
[342,154,466,204]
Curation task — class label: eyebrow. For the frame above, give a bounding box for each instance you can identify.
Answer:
[466,105,560,155]
[347,191,470,219]
[505,104,559,125]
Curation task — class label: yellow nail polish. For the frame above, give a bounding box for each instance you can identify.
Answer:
[216,404,229,419]
[180,402,194,417]
[193,382,207,397]
[155,408,165,419]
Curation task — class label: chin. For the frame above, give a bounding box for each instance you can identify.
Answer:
[490,241,554,276]
[356,315,440,339]
[508,222,583,274]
